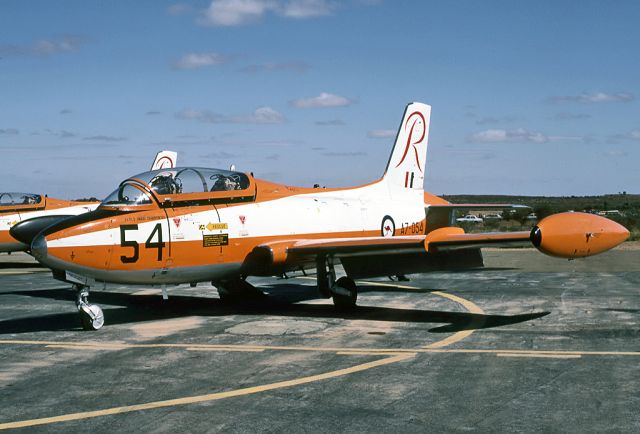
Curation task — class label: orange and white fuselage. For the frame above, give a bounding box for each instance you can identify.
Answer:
[34,178,427,284]
[0,195,99,252]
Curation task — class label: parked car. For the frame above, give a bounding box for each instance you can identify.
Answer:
[456,214,483,223]
[483,213,502,221]
[525,213,538,220]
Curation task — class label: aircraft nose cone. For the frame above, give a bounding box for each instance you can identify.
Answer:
[9,215,72,246]
[31,234,48,262]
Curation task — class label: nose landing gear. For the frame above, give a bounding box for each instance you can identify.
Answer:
[75,284,104,331]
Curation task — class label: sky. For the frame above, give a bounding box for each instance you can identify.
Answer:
[1,0,639,199]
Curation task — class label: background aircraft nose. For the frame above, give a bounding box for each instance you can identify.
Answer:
[10,215,73,246]
[31,234,48,262]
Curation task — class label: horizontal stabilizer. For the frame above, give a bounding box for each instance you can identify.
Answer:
[427,204,530,210]
[425,203,530,232]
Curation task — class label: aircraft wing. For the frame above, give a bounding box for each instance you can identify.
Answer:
[422,229,531,251]
[288,235,426,257]
[244,212,629,275]
[286,230,532,257]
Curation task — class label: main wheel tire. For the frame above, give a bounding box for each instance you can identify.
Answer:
[79,304,104,331]
[215,279,264,304]
[332,276,357,310]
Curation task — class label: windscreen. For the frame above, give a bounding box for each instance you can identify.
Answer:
[0,193,42,206]
[101,167,251,207]
[102,184,152,206]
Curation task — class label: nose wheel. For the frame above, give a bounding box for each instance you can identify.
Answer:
[75,284,104,331]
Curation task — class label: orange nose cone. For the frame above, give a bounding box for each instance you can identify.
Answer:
[531,212,630,259]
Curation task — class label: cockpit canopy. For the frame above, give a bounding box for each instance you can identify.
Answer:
[0,192,43,207]
[101,167,253,208]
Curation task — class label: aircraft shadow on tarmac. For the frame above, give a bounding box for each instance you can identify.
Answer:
[0,283,550,335]
[0,262,45,270]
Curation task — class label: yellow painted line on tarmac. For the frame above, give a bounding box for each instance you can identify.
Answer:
[0,270,47,275]
[186,347,265,353]
[336,351,407,356]
[4,340,640,358]
[423,290,485,349]
[423,348,640,357]
[46,345,108,350]
[0,339,421,354]
[0,352,414,430]
[299,277,486,350]
[496,353,581,359]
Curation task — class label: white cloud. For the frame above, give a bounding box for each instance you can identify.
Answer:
[322,151,367,157]
[1,36,85,57]
[475,115,518,125]
[33,36,84,55]
[290,92,353,108]
[83,135,126,142]
[200,0,277,26]
[552,112,592,121]
[468,128,548,143]
[608,129,640,143]
[628,130,640,140]
[176,106,286,124]
[0,128,19,135]
[199,0,334,26]
[281,0,333,17]
[168,3,193,15]
[550,92,634,104]
[240,61,310,74]
[316,119,345,126]
[173,52,227,69]
[367,129,396,139]
[604,150,629,157]
[233,106,286,123]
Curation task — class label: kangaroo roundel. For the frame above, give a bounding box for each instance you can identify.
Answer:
[381,216,395,237]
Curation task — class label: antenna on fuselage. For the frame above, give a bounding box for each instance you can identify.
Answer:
[229,164,236,171]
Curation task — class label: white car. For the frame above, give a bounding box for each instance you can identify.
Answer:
[456,215,483,223]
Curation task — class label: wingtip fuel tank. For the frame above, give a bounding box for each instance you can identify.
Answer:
[530,212,629,259]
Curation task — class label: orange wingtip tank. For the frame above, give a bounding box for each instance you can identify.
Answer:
[531,212,630,259]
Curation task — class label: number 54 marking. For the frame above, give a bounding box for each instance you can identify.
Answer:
[120,223,166,263]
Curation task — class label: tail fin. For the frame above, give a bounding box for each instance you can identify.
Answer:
[381,102,431,200]
[151,150,178,170]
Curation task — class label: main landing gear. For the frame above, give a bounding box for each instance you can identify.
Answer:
[214,277,265,303]
[74,284,104,331]
[316,255,357,310]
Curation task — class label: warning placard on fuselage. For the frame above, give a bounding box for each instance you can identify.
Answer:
[203,234,229,247]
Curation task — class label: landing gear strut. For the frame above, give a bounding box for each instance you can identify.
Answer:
[316,255,357,309]
[75,284,104,331]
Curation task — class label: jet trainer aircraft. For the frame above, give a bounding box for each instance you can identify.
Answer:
[2,151,177,253]
[16,103,629,330]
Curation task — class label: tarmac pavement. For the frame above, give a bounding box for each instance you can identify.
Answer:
[0,248,639,433]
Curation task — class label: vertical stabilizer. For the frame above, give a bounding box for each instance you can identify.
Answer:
[382,102,431,201]
[151,151,178,170]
